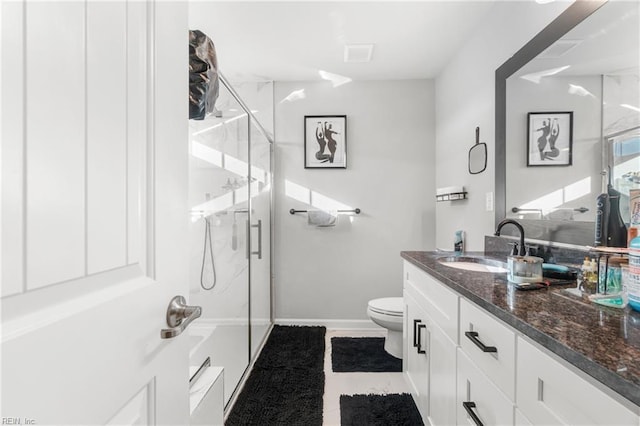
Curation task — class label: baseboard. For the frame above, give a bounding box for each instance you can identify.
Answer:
[274,318,382,330]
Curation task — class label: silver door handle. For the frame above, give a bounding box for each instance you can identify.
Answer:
[161,296,202,339]
[246,219,262,260]
[252,219,262,259]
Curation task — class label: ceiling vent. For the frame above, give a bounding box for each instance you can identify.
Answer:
[344,44,374,63]
[538,40,582,59]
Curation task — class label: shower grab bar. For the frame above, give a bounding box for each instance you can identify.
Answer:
[289,208,361,215]
[219,73,274,145]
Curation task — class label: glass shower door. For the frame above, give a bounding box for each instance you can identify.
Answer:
[249,120,272,358]
[188,87,250,407]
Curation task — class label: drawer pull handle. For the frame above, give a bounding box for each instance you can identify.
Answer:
[417,323,427,354]
[465,331,497,353]
[413,319,422,348]
[463,401,484,426]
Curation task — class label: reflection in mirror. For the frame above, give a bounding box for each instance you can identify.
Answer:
[496,0,640,246]
[469,127,487,175]
[607,125,640,223]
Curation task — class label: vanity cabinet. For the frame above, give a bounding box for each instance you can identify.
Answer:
[402,258,640,426]
[404,262,458,342]
[516,336,638,426]
[404,289,430,416]
[457,298,516,425]
[404,262,458,426]
[459,298,516,401]
[456,348,514,425]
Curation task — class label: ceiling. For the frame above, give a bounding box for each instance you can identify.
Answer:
[188,1,495,82]
[514,0,640,78]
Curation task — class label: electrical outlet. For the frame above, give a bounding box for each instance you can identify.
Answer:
[486,192,494,212]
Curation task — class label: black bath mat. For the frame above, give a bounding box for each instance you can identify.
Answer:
[331,337,401,372]
[340,393,424,426]
[225,325,326,426]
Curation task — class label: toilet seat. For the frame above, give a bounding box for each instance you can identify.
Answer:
[368,297,403,317]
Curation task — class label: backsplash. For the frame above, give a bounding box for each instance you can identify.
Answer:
[484,235,589,265]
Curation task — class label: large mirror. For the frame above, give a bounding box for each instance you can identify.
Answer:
[496,0,640,246]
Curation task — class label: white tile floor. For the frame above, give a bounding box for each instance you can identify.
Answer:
[322,329,410,426]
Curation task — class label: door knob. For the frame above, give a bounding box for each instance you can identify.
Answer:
[161,296,202,339]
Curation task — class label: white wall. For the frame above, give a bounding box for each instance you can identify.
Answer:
[274,80,435,323]
[434,1,571,250]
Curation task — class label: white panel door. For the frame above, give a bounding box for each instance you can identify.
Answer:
[1,1,190,425]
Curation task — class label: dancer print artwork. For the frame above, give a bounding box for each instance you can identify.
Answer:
[304,115,347,168]
[527,112,573,166]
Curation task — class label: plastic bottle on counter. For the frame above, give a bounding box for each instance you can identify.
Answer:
[628,236,640,312]
[621,263,630,307]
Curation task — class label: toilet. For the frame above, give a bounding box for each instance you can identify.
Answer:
[367,297,404,359]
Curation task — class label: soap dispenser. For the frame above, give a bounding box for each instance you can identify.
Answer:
[507,255,543,284]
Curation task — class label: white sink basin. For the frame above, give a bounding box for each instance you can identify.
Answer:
[438,256,508,273]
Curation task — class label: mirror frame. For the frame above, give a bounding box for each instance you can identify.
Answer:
[495,0,608,246]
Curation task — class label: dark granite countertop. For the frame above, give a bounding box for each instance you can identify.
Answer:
[401,251,640,408]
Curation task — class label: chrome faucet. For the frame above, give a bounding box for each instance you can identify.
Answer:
[495,219,526,256]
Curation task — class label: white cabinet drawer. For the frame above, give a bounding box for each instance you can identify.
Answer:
[457,349,514,426]
[516,337,638,426]
[459,298,516,401]
[404,261,459,343]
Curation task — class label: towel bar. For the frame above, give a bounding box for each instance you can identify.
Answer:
[289,208,361,215]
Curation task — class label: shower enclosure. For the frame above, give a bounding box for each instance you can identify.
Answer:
[187,77,273,408]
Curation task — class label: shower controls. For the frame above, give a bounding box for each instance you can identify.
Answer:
[161,296,202,339]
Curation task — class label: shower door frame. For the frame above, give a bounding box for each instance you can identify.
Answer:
[218,74,275,408]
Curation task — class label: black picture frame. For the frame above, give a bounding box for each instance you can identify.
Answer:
[527,111,573,166]
[304,115,347,169]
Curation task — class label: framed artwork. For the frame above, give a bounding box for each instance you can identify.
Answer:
[304,115,347,169]
[527,111,573,166]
